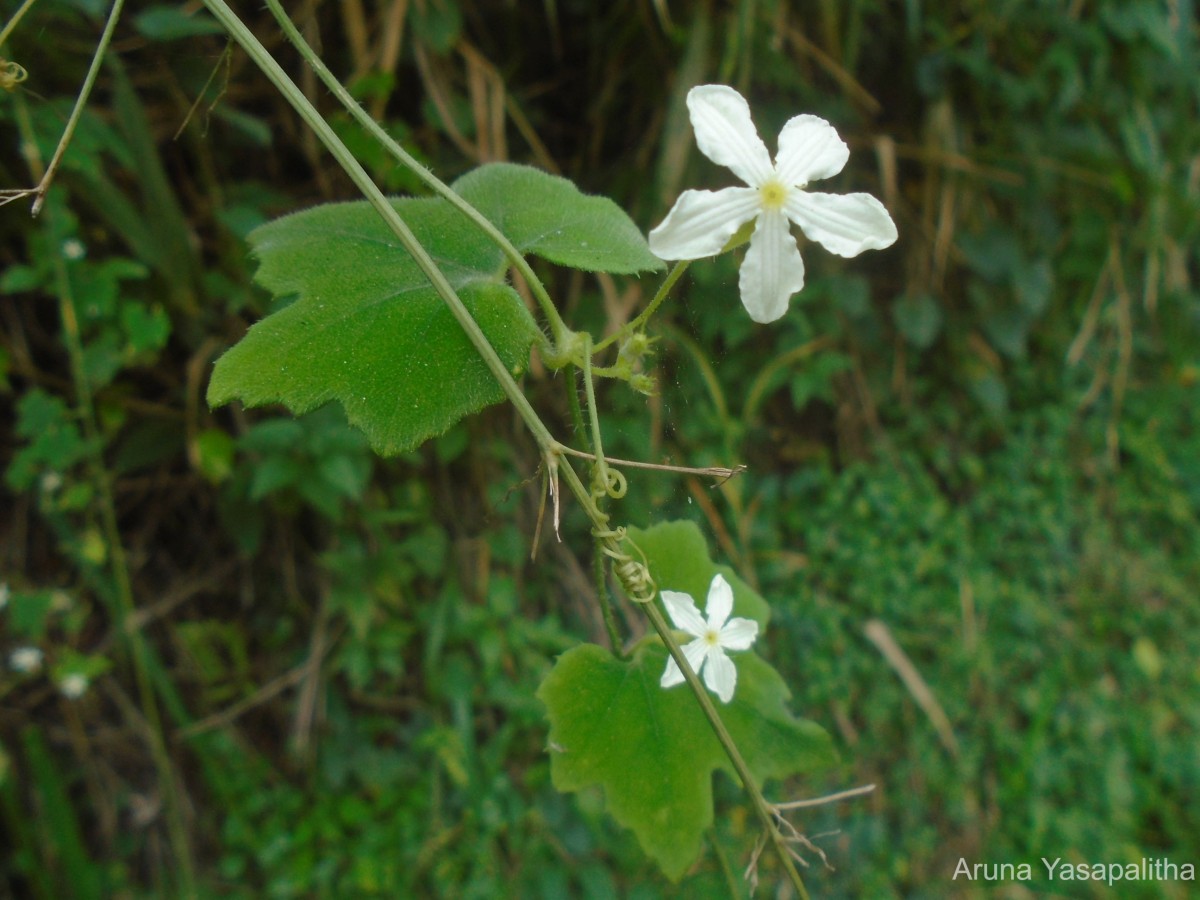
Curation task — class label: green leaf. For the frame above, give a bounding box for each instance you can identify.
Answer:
[626,520,770,629]
[538,643,836,880]
[249,456,303,500]
[539,520,832,877]
[6,390,92,490]
[411,0,462,53]
[318,454,371,501]
[209,164,660,455]
[8,589,55,639]
[207,195,540,455]
[1014,259,1053,316]
[982,306,1032,360]
[120,303,171,354]
[892,291,943,350]
[453,163,665,275]
[194,429,235,483]
[134,6,224,40]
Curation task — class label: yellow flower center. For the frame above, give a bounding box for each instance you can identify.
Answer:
[759,178,789,211]
[704,629,720,647]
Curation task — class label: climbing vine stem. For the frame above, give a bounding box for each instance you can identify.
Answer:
[201,2,810,892]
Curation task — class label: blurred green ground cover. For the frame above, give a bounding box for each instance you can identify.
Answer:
[1,0,1197,896]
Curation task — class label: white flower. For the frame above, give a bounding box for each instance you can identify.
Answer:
[9,647,43,674]
[659,574,759,703]
[59,673,89,699]
[649,85,898,324]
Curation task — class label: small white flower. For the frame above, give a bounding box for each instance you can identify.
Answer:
[649,85,897,324]
[62,238,86,261]
[659,574,759,703]
[9,647,43,674]
[59,673,89,699]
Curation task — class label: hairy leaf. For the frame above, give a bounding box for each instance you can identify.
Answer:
[539,520,832,878]
[539,643,835,880]
[627,519,771,628]
[208,196,537,455]
[209,164,661,454]
[454,163,665,275]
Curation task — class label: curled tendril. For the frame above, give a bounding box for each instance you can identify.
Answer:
[607,468,627,498]
[591,466,626,500]
[0,60,28,92]
[593,525,656,604]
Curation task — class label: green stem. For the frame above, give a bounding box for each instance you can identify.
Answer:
[643,601,809,899]
[568,362,625,657]
[261,0,571,348]
[203,4,808,892]
[563,363,589,449]
[0,0,38,48]
[592,544,627,659]
[579,334,609,492]
[30,0,126,216]
[593,259,689,353]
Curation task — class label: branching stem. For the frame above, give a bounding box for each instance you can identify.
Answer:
[22,0,127,216]
[593,259,690,353]
[200,3,810,893]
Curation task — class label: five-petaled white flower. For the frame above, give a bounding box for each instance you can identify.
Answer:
[649,84,898,324]
[659,574,758,704]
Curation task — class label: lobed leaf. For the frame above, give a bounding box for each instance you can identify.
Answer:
[627,519,771,628]
[208,196,537,455]
[209,164,661,454]
[454,163,665,275]
[539,520,833,879]
[539,643,835,880]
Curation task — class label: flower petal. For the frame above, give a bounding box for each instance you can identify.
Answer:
[775,114,849,186]
[661,637,712,688]
[702,648,738,703]
[704,574,734,630]
[660,589,707,637]
[738,209,806,323]
[687,85,774,187]
[660,655,684,687]
[785,191,898,258]
[718,616,759,651]
[682,636,712,675]
[649,187,760,261]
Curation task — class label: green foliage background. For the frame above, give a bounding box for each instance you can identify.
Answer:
[1,0,1198,897]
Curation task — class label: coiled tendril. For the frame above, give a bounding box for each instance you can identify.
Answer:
[592,525,656,604]
[590,464,627,501]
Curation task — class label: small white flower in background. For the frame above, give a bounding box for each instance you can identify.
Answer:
[649,84,898,324]
[62,238,86,261]
[9,647,43,674]
[0,582,9,611]
[659,574,759,704]
[59,672,89,699]
[40,472,63,494]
